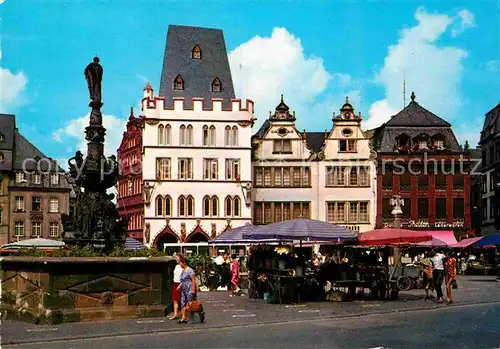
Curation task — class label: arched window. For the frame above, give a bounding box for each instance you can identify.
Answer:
[178,196,186,216]
[156,196,164,216]
[211,77,221,92]
[158,125,165,145]
[209,125,216,146]
[231,126,238,146]
[165,124,172,145]
[179,124,186,145]
[211,196,219,216]
[187,196,194,217]
[233,196,241,217]
[225,196,232,216]
[202,125,209,146]
[203,196,211,216]
[165,196,172,216]
[192,45,201,59]
[174,75,184,90]
[224,125,231,146]
[186,125,193,145]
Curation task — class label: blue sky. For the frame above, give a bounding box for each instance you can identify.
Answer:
[1,0,499,164]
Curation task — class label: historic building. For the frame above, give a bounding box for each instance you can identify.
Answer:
[478,103,500,234]
[0,114,70,245]
[141,25,255,249]
[251,97,376,233]
[371,92,471,233]
[117,107,144,241]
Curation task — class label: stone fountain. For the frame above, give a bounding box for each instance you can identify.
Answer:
[61,57,127,252]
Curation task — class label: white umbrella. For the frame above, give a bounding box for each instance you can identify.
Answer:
[1,238,65,249]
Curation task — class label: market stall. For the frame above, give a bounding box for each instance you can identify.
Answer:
[243,219,358,304]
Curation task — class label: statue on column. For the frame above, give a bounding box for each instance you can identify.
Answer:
[85,57,103,108]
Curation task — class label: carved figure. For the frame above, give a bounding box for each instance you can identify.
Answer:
[144,223,151,244]
[84,57,103,107]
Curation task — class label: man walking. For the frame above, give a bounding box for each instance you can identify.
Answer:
[432,250,446,303]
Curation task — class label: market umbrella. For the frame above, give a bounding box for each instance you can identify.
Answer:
[208,224,287,245]
[1,238,65,250]
[242,219,358,242]
[359,228,432,246]
[124,237,146,251]
[474,233,500,247]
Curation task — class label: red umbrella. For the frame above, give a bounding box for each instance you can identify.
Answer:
[359,228,433,246]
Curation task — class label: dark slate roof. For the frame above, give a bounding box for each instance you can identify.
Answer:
[479,103,500,144]
[158,25,235,108]
[385,100,451,127]
[253,120,270,139]
[372,126,462,153]
[0,114,16,150]
[305,132,327,152]
[13,130,65,172]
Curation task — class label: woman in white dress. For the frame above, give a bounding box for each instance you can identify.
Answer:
[169,254,183,320]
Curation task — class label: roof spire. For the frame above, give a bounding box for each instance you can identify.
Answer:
[281,94,284,103]
[129,107,134,120]
[345,96,349,104]
[411,91,416,102]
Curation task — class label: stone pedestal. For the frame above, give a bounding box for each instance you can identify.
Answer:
[0,257,175,324]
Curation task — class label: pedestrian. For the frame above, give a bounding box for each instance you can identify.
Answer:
[418,251,434,300]
[445,250,457,305]
[230,254,241,296]
[432,249,446,304]
[176,253,197,324]
[168,253,183,320]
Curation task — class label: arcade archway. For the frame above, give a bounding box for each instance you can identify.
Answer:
[153,225,179,251]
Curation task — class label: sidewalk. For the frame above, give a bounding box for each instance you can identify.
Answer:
[2,275,499,345]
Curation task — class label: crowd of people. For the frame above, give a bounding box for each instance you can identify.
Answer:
[416,249,457,304]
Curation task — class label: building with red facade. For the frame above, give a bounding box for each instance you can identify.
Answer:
[371,93,471,235]
[117,107,144,241]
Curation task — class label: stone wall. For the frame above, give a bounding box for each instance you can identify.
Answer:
[0,256,175,324]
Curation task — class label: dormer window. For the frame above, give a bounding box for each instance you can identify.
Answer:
[16,172,26,183]
[174,75,184,90]
[396,134,411,147]
[192,45,201,59]
[419,140,428,150]
[434,140,444,148]
[211,78,221,92]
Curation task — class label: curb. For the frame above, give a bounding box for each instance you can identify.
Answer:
[3,300,500,346]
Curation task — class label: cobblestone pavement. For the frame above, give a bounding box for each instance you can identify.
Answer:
[2,275,499,346]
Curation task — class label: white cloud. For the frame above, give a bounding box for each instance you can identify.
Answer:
[0,67,28,112]
[52,113,127,158]
[365,7,472,132]
[229,27,331,128]
[452,9,476,37]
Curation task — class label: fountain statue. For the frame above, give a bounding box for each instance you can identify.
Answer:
[61,57,127,252]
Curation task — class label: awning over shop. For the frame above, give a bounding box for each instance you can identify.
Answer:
[423,230,457,245]
[452,237,482,248]
[1,238,65,250]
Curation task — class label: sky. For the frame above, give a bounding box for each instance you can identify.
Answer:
[1,0,499,167]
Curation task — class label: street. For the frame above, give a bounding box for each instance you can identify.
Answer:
[4,302,500,349]
[2,276,500,349]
